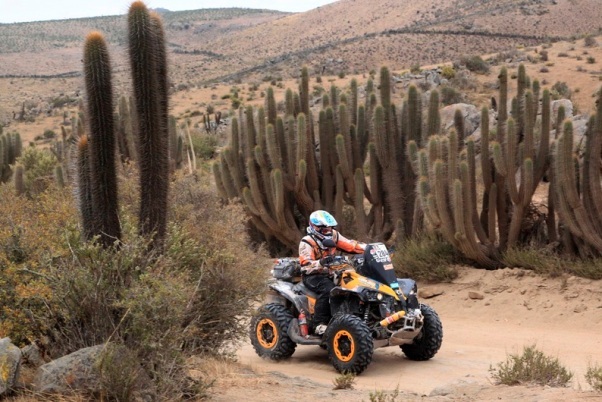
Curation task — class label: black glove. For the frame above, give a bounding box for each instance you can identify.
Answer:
[320,255,334,266]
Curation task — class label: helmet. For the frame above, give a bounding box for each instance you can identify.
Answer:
[307,210,338,241]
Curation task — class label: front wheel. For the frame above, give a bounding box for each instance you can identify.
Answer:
[325,314,373,374]
[400,304,443,361]
[250,304,297,360]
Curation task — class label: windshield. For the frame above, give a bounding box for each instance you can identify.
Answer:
[358,243,397,285]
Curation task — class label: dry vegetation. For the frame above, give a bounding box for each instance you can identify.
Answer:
[2,0,602,400]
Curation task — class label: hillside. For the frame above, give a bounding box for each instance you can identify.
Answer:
[1,0,601,81]
[2,0,602,142]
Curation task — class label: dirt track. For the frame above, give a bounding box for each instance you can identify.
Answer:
[210,267,602,401]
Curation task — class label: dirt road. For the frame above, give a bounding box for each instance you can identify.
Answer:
[211,267,602,401]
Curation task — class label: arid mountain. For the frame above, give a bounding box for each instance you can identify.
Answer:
[2,0,602,136]
[1,0,601,83]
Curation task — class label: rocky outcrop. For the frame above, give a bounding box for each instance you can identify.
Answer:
[34,344,155,401]
[0,338,21,396]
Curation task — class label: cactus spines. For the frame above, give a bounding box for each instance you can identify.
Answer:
[14,164,24,196]
[84,31,121,247]
[77,135,95,240]
[128,1,169,248]
[300,66,310,116]
[266,86,277,126]
[54,165,65,188]
[427,90,441,137]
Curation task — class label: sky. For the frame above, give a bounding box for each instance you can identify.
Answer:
[0,0,339,24]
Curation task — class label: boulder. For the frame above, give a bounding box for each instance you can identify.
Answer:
[35,345,104,395]
[0,338,22,396]
[35,344,155,401]
[551,99,573,126]
[441,103,481,138]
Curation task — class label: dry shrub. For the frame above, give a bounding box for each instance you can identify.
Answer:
[490,344,573,387]
[0,167,269,399]
[503,246,563,276]
[585,362,602,392]
[332,372,356,390]
[392,234,459,282]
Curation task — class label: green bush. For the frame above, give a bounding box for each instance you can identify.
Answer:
[584,35,598,48]
[490,345,573,387]
[459,55,490,74]
[392,234,459,282]
[43,129,56,139]
[190,131,218,160]
[440,65,456,79]
[551,81,572,100]
[586,362,602,391]
[502,246,564,276]
[16,147,58,197]
[439,85,464,105]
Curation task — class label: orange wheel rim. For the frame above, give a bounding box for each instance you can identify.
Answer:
[333,330,355,362]
[256,318,278,349]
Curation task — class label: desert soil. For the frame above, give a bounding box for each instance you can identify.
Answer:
[205,266,602,401]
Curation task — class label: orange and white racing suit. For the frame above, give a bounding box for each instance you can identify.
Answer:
[299,230,365,326]
[298,230,366,275]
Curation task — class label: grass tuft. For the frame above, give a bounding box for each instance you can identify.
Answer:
[489,345,573,387]
[392,234,459,282]
[585,362,602,392]
[332,372,356,390]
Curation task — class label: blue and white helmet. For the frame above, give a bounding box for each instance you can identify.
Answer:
[307,210,338,242]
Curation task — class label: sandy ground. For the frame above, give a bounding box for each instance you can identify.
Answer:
[206,266,602,401]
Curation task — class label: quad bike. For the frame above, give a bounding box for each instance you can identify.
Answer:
[250,240,443,374]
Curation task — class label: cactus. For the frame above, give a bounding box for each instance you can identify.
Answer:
[83,31,121,248]
[54,165,65,188]
[128,2,169,248]
[77,136,95,240]
[14,164,24,196]
[419,134,500,269]
[214,66,429,251]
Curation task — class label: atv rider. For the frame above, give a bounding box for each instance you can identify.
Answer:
[299,210,366,335]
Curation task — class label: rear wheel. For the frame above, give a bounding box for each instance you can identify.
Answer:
[400,304,443,361]
[250,304,297,360]
[325,314,373,374]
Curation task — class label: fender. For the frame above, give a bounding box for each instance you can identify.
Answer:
[268,280,309,313]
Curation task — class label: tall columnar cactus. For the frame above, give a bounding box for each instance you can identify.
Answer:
[418,133,500,269]
[552,89,602,254]
[300,66,310,117]
[83,31,121,248]
[215,66,427,252]
[416,64,558,267]
[128,2,169,248]
[14,164,24,196]
[77,135,95,241]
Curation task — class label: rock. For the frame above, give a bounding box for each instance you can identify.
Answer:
[0,338,22,396]
[21,343,46,368]
[35,344,155,400]
[418,288,444,299]
[440,103,481,138]
[551,99,573,125]
[35,345,104,395]
[468,291,484,300]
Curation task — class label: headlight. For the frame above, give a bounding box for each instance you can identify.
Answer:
[376,293,383,301]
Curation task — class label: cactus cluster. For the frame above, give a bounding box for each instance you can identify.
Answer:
[213,61,602,269]
[1,131,22,183]
[77,1,170,249]
[553,88,602,255]
[415,63,592,266]
[214,66,429,252]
